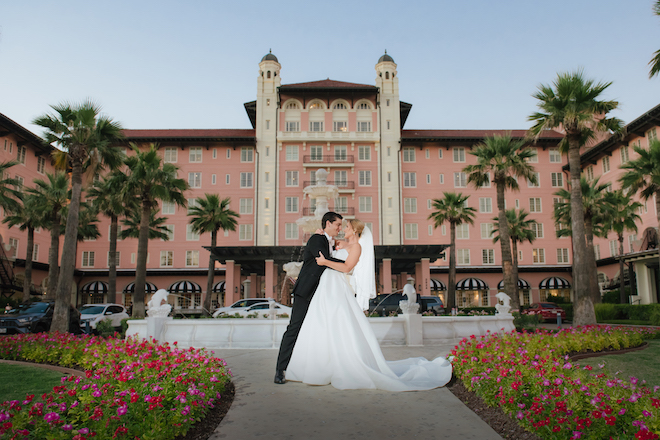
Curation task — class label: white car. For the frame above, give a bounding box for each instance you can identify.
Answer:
[234,302,292,318]
[212,299,272,318]
[79,304,129,331]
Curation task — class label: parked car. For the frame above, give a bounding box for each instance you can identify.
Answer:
[233,301,292,318]
[0,301,81,334]
[420,296,445,315]
[79,303,130,332]
[213,299,273,318]
[368,293,421,315]
[522,302,567,322]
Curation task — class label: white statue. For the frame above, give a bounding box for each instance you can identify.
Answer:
[399,281,420,315]
[495,291,512,316]
[147,289,172,317]
[283,262,303,279]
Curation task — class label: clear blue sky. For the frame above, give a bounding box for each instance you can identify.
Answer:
[1,0,658,135]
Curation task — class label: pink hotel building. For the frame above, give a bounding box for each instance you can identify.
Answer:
[1,51,659,311]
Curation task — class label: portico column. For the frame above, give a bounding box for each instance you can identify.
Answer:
[382,258,392,295]
[421,258,431,297]
[400,272,407,292]
[415,262,422,294]
[249,273,258,298]
[225,260,235,307]
[234,263,242,302]
[265,260,275,300]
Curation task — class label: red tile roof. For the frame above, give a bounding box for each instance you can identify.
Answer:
[122,129,255,139]
[402,129,564,140]
[280,79,377,89]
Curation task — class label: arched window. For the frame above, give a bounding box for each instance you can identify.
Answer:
[285,102,300,109]
[385,71,390,79]
[333,103,347,109]
[267,71,271,78]
[309,102,323,110]
[358,102,371,110]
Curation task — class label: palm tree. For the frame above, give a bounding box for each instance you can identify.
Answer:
[463,133,537,311]
[0,160,22,215]
[650,1,660,78]
[428,192,476,311]
[33,101,123,332]
[554,177,611,304]
[88,172,133,304]
[2,195,44,303]
[188,194,239,316]
[121,143,188,318]
[528,70,622,326]
[603,190,642,304]
[492,209,535,306]
[28,173,70,300]
[120,208,171,241]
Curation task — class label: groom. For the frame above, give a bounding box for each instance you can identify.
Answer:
[274,211,344,384]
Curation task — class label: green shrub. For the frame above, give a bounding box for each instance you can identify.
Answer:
[601,290,620,304]
[120,318,129,338]
[559,304,573,321]
[595,303,618,321]
[545,294,571,304]
[95,318,115,337]
[513,312,540,330]
[458,307,496,315]
[650,306,660,326]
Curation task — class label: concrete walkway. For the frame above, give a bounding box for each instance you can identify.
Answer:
[208,343,502,440]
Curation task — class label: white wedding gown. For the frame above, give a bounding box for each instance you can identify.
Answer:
[286,245,452,391]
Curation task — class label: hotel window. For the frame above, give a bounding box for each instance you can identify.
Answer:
[189,147,202,162]
[266,120,270,129]
[188,172,202,188]
[528,172,540,187]
[387,197,392,208]
[457,249,470,265]
[240,172,253,188]
[557,248,570,264]
[386,121,391,130]
[17,146,26,164]
[529,197,542,213]
[264,224,269,236]
[239,198,253,215]
[359,196,372,212]
[426,174,431,184]
[620,146,630,163]
[285,197,299,213]
[187,199,200,216]
[358,102,371,109]
[442,224,446,235]
[108,225,123,241]
[286,171,299,187]
[239,224,253,241]
[482,249,495,265]
[285,121,300,132]
[531,222,544,239]
[602,156,610,173]
[404,198,417,213]
[15,176,23,192]
[359,170,371,186]
[481,223,494,239]
[428,225,433,236]
[163,225,174,241]
[549,148,561,163]
[388,224,393,235]
[404,223,418,240]
[454,172,467,188]
[609,239,618,257]
[310,121,324,132]
[456,223,469,239]
[226,174,230,184]
[212,148,217,159]
[286,145,299,161]
[333,121,347,132]
[285,223,299,240]
[82,251,95,268]
[334,145,347,161]
[333,103,347,109]
[310,145,323,161]
[439,173,444,184]
[334,170,347,186]
[211,174,216,185]
[403,172,416,187]
[594,244,601,260]
[264,198,269,209]
[629,234,637,252]
[358,145,371,161]
[37,156,46,174]
[186,250,199,267]
[335,196,348,213]
[438,149,443,159]
[551,172,563,187]
[427,199,433,210]
[286,102,300,109]
[453,147,466,162]
[519,250,523,261]
[186,224,200,241]
[527,150,538,163]
[403,147,415,162]
[586,165,594,181]
[107,251,120,268]
[648,128,657,142]
[226,148,231,159]
[32,244,39,262]
[162,201,175,215]
[532,248,545,264]
[160,250,173,267]
[425,149,430,159]
[479,197,492,213]
[241,147,253,162]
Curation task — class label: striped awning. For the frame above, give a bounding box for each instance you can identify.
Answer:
[539,277,571,289]
[212,281,225,293]
[169,280,202,293]
[430,279,446,291]
[497,278,531,290]
[81,281,108,294]
[456,278,489,290]
[123,281,158,294]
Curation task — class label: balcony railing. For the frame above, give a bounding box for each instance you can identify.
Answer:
[303,155,354,165]
[302,207,355,216]
[303,180,355,189]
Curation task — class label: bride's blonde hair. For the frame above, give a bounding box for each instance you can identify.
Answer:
[347,219,365,237]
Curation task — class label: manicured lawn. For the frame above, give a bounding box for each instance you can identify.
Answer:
[598,319,652,326]
[0,363,65,402]
[577,339,660,388]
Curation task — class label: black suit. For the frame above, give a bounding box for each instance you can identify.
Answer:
[276,233,343,371]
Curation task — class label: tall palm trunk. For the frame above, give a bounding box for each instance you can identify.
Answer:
[133,200,152,318]
[52,161,83,333]
[46,212,60,301]
[511,240,520,305]
[447,222,457,311]
[203,229,218,317]
[22,227,35,303]
[496,181,517,310]
[656,190,660,284]
[107,215,118,304]
[618,234,626,304]
[584,219,601,304]
[567,137,596,325]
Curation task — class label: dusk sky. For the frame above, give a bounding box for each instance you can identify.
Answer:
[2,1,659,135]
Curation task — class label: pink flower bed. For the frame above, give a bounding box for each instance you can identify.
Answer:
[0,333,232,439]
[452,325,660,440]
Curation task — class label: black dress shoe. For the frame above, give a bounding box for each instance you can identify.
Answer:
[274,370,286,384]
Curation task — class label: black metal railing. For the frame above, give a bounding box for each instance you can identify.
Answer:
[303,155,354,164]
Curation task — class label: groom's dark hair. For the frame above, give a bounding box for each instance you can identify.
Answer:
[322,211,343,229]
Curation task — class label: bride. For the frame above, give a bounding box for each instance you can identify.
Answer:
[285,219,452,391]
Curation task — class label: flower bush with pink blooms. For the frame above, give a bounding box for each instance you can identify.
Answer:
[452,326,660,440]
[0,333,232,439]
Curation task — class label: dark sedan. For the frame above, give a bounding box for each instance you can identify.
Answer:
[0,301,81,334]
